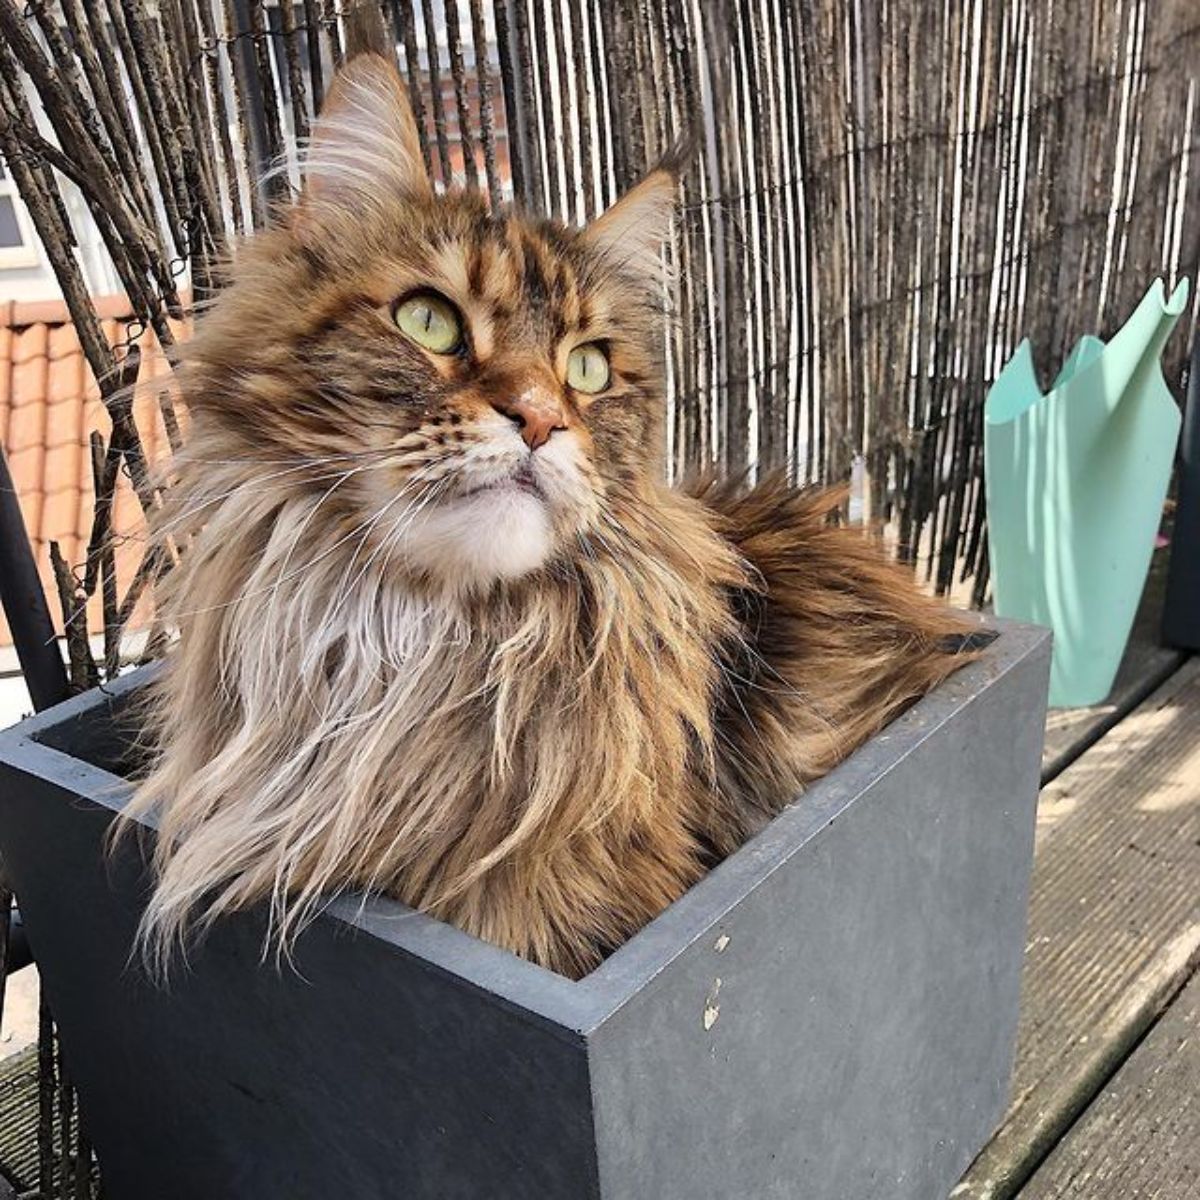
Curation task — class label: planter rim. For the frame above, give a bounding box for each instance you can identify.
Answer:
[0,617,1050,1035]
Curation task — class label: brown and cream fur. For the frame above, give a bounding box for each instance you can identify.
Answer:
[125,42,978,979]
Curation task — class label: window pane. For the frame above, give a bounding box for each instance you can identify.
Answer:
[0,196,24,248]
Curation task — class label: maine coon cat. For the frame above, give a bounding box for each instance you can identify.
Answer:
[126,35,982,979]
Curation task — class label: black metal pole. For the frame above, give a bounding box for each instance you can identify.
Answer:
[0,447,70,713]
[0,444,67,992]
[1164,337,1200,649]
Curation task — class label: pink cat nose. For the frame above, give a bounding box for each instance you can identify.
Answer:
[491,384,568,451]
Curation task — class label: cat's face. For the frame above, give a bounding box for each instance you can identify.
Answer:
[184,53,679,593]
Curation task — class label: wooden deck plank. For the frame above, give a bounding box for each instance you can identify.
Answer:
[0,1041,95,1195]
[0,1045,40,1191]
[1017,969,1200,1198]
[955,656,1200,1200]
[1041,548,1185,782]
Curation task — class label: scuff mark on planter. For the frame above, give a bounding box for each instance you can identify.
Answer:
[703,978,722,1030]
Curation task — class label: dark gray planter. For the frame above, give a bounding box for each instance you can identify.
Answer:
[0,622,1050,1200]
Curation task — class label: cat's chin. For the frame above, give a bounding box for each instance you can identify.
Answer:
[399,487,555,588]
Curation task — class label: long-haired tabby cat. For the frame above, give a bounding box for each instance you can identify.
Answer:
[125,33,983,979]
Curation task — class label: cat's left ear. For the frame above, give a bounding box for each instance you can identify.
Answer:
[582,156,685,278]
[293,46,430,233]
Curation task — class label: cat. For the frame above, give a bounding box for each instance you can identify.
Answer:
[123,36,982,980]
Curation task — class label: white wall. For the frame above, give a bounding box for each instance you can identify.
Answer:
[0,77,123,307]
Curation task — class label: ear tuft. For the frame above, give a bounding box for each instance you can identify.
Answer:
[294,44,429,232]
[344,3,391,57]
[583,152,688,279]
[652,131,700,180]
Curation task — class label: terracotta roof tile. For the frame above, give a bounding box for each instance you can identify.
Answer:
[47,353,86,407]
[133,390,171,461]
[7,395,45,452]
[11,324,48,365]
[43,440,82,503]
[10,352,48,409]
[8,445,45,530]
[1,311,187,647]
[0,328,11,444]
[43,486,82,545]
[6,440,44,491]
[75,488,92,539]
[47,322,81,361]
[45,395,82,448]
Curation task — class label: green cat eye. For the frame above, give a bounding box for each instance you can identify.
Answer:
[565,342,610,395]
[394,292,463,355]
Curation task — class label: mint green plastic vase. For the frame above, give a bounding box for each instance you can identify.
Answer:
[985,278,1187,708]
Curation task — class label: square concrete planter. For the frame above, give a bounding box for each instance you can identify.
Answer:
[0,622,1050,1200]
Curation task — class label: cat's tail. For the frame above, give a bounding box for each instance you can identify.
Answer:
[687,471,992,838]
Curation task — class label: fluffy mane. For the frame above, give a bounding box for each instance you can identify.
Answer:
[130,438,750,977]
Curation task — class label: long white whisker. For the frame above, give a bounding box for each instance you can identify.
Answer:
[321,469,449,631]
[148,449,411,539]
[159,482,424,624]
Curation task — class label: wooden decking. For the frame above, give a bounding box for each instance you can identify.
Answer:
[0,1042,41,1194]
[956,567,1200,1199]
[1019,971,1200,1197]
